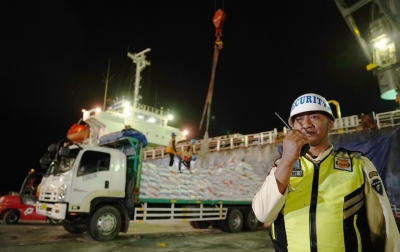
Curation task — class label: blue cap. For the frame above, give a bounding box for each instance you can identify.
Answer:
[171,132,176,136]
[191,139,196,144]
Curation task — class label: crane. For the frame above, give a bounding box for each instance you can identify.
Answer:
[198,8,226,163]
[333,0,400,106]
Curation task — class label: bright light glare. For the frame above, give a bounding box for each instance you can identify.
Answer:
[82,109,86,112]
[138,115,144,119]
[148,117,155,123]
[374,38,388,49]
[96,107,101,112]
[125,110,132,117]
[183,130,188,136]
[123,102,130,108]
[168,114,174,120]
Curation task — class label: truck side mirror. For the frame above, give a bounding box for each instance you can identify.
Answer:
[59,146,70,157]
[48,144,57,152]
[39,153,52,168]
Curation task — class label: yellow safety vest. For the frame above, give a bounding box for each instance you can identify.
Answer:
[270,148,373,252]
[165,139,175,154]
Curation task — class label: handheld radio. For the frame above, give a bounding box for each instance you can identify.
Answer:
[275,112,310,156]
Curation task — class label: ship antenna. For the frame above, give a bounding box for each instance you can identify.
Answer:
[102,58,114,110]
[127,48,151,110]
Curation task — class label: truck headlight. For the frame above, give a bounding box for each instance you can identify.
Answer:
[58,184,68,201]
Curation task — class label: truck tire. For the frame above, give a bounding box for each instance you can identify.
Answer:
[87,205,122,241]
[63,221,87,234]
[242,209,259,231]
[48,218,63,225]
[219,208,243,233]
[189,221,197,228]
[194,221,209,229]
[4,210,19,224]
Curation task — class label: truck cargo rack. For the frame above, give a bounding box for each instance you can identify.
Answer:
[133,202,228,222]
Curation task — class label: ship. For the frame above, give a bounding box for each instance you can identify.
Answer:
[67,48,187,149]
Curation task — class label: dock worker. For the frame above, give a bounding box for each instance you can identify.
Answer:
[177,139,196,173]
[177,145,193,173]
[166,132,178,167]
[252,93,400,251]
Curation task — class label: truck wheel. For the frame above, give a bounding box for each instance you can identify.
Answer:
[49,218,63,225]
[194,221,209,229]
[63,221,87,234]
[189,221,197,228]
[87,205,122,241]
[219,208,243,233]
[242,209,259,231]
[4,210,19,224]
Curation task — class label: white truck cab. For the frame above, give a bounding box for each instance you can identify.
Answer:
[36,131,143,241]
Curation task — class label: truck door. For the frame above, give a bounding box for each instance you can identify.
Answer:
[69,150,120,212]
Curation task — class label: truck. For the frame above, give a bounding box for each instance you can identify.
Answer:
[36,129,262,241]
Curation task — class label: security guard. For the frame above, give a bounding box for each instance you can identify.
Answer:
[252,93,400,251]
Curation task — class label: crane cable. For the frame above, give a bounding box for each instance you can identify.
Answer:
[198,9,226,164]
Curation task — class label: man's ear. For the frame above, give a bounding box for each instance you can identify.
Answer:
[328,119,334,130]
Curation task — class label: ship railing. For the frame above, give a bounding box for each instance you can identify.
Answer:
[84,104,169,126]
[143,110,400,160]
[136,103,169,116]
[330,115,362,135]
[329,110,400,134]
[143,129,281,160]
[107,102,169,116]
[84,108,126,121]
[376,110,400,129]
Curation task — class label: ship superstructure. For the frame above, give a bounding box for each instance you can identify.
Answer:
[68,48,186,148]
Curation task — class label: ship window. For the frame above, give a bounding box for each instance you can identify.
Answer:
[161,119,165,126]
[77,151,110,177]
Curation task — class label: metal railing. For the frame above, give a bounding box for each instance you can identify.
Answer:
[376,110,400,129]
[143,110,400,160]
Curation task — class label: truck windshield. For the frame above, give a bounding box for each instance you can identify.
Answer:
[45,148,80,176]
[46,157,76,175]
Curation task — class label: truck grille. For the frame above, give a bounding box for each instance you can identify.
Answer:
[40,191,58,202]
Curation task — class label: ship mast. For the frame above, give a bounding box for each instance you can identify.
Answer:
[127,48,151,110]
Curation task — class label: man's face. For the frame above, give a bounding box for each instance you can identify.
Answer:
[292,112,333,147]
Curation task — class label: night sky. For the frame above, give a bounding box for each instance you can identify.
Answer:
[1,1,397,195]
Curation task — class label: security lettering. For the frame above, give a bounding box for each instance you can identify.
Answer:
[291,95,332,112]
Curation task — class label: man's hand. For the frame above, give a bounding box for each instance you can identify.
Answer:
[281,130,309,163]
[274,130,309,194]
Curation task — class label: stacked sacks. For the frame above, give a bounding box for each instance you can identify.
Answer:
[139,158,264,202]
